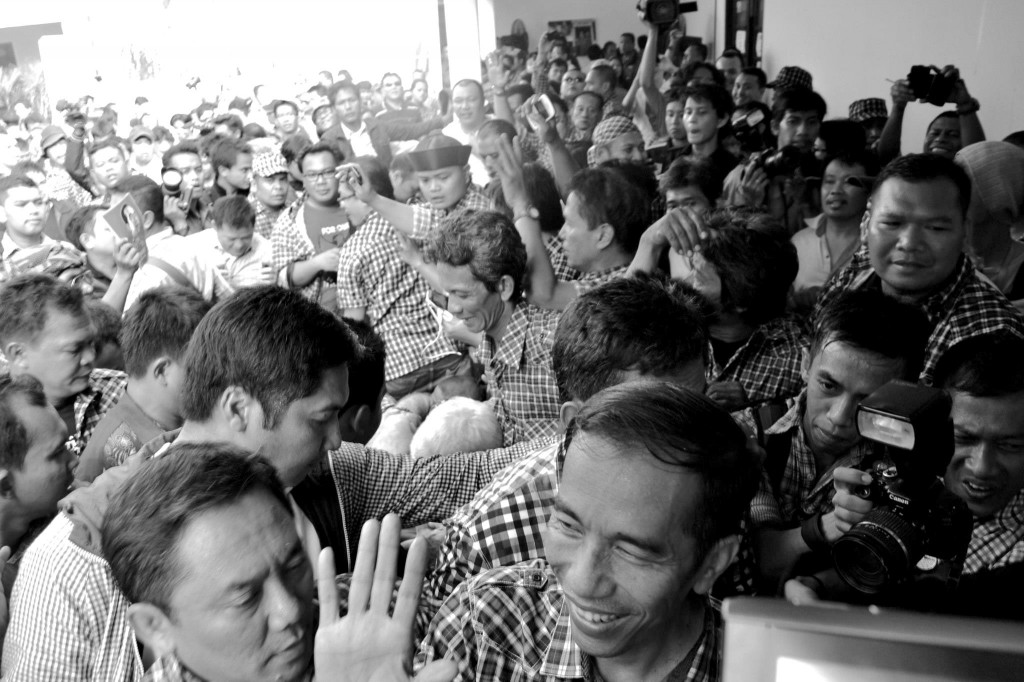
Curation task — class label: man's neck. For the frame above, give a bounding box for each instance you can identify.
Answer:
[593,595,706,682]
[341,120,364,134]
[176,418,248,447]
[5,230,43,249]
[581,247,631,275]
[126,380,183,432]
[216,177,239,196]
[824,214,860,237]
[486,301,517,347]
[0,503,38,553]
[86,251,116,280]
[691,137,719,158]
[710,314,756,345]
[306,197,340,211]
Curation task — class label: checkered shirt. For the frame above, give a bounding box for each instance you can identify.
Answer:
[520,127,591,177]
[142,655,206,682]
[965,487,1024,575]
[410,186,492,240]
[573,263,629,296]
[42,163,94,207]
[745,391,871,527]
[271,197,332,303]
[70,368,128,457]
[252,198,283,240]
[475,302,562,446]
[1,513,143,681]
[706,316,808,409]
[543,234,579,284]
[336,211,460,381]
[420,559,722,682]
[816,248,1024,384]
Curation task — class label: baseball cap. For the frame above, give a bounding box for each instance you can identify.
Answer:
[767,66,812,91]
[129,125,154,143]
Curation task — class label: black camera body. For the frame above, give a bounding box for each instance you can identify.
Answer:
[731,105,771,154]
[832,382,973,595]
[749,145,802,179]
[644,0,680,26]
[907,65,955,106]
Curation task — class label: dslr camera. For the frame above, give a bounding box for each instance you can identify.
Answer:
[748,145,802,179]
[831,382,973,595]
[907,65,955,106]
[731,104,772,155]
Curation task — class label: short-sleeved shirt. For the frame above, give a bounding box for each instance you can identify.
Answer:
[475,302,562,446]
[336,211,460,381]
[706,316,808,410]
[272,197,350,308]
[76,389,168,484]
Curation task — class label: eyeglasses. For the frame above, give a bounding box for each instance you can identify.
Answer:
[563,75,584,83]
[302,167,337,182]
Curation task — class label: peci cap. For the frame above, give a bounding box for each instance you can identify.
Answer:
[252,150,289,177]
[848,97,889,123]
[767,65,812,91]
[408,134,472,172]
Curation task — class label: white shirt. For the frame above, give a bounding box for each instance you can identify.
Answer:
[124,228,234,311]
[342,122,377,158]
[186,229,273,289]
[443,119,491,187]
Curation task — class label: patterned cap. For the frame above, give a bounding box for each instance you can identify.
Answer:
[848,98,888,123]
[767,66,812,91]
[252,151,289,177]
[586,115,640,166]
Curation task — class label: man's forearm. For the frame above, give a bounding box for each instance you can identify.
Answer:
[877,105,906,164]
[289,259,325,287]
[546,136,580,199]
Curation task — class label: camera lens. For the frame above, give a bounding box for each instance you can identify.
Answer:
[832,508,923,594]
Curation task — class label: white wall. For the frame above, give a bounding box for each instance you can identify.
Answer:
[763,0,1024,149]
[492,0,718,56]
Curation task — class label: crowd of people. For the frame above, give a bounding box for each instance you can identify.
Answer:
[0,3,1023,681]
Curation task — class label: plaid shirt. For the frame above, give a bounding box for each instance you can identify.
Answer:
[42,163,93,207]
[336,211,459,381]
[816,248,1024,384]
[421,559,722,682]
[475,303,562,446]
[965,487,1024,575]
[69,368,128,457]
[543,234,579,284]
[271,197,345,306]
[142,656,207,682]
[573,263,629,296]
[252,199,283,240]
[745,391,871,527]
[410,186,492,240]
[706,316,808,410]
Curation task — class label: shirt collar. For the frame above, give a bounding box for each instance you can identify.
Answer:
[540,596,585,678]
[852,247,973,323]
[487,303,531,370]
[1,231,53,258]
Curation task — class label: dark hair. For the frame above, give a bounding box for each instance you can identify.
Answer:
[0,174,38,203]
[739,66,767,89]
[699,214,797,325]
[87,136,126,160]
[86,299,121,351]
[121,287,211,378]
[817,119,866,160]
[771,87,827,124]
[621,32,636,42]
[228,97,251,115]
[568,166,650,255]
[553,272,711,402]
[573,90,604,111]
[161,141,202,168]
[280,132,313,165]
[934,331,1024,397]
[824,148,880,180]
[180,286,358,427]
[587,64,617,93]
[241,123,267,141]
[719,48,744,64]
[686,43,710,61]
[872,153,972,219]
[328,81,360,108]
[565,381,759,557]
[299,140,344,171]
[0,273,87,346]
[679,61,725,88]
[342,318,386,409]
[194,102,215,118]
[477,118,517,143]
[64,205,104,251]
[103,443,291,611]
[352,156,394,200]
[1003,130,1024,149]
[152,126,174,144]
[490,163,563,236]
[111,175,164,226]
[211,194,256,229]
[811,289,930,380]
[212,113,244,137]
[683,82,734,119]
[169,113,191,127]
[273,99,299,117]
[549,57,568,72]
[0,374,49,470]
[424,210,528,304]
[926,110,959,133]
[505,83,534,103]
[210,138,253,177]
[660,156,723,204]
[11,160,44,177]
[380,72,402,87]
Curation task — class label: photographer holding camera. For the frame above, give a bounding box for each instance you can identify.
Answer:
[877,64,985,164]
[789,332,1024,620]
[722,87,826,233]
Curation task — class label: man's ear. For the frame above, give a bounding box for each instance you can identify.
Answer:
[219,385,256,432]
[800,346,811,383]
[593,145,610,164]
[594,222,615,250]
[0,469,14,499]
[770,118,780,137]
[497,274,516,302]
[2,341,27,371]
[142,210,156,231]
[692,534,740,595]
[340,403,376,444]
[80,232,96,250]
[558,400,581,430]
[127,603,177,660]
[150,356,173,384]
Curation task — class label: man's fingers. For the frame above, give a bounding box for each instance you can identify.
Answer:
[833,467,872,492]
[368,513,402,613]
[392,535,428,627]
[349,519,381,613]
[317,547,340,629]
[0,546,10,564]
